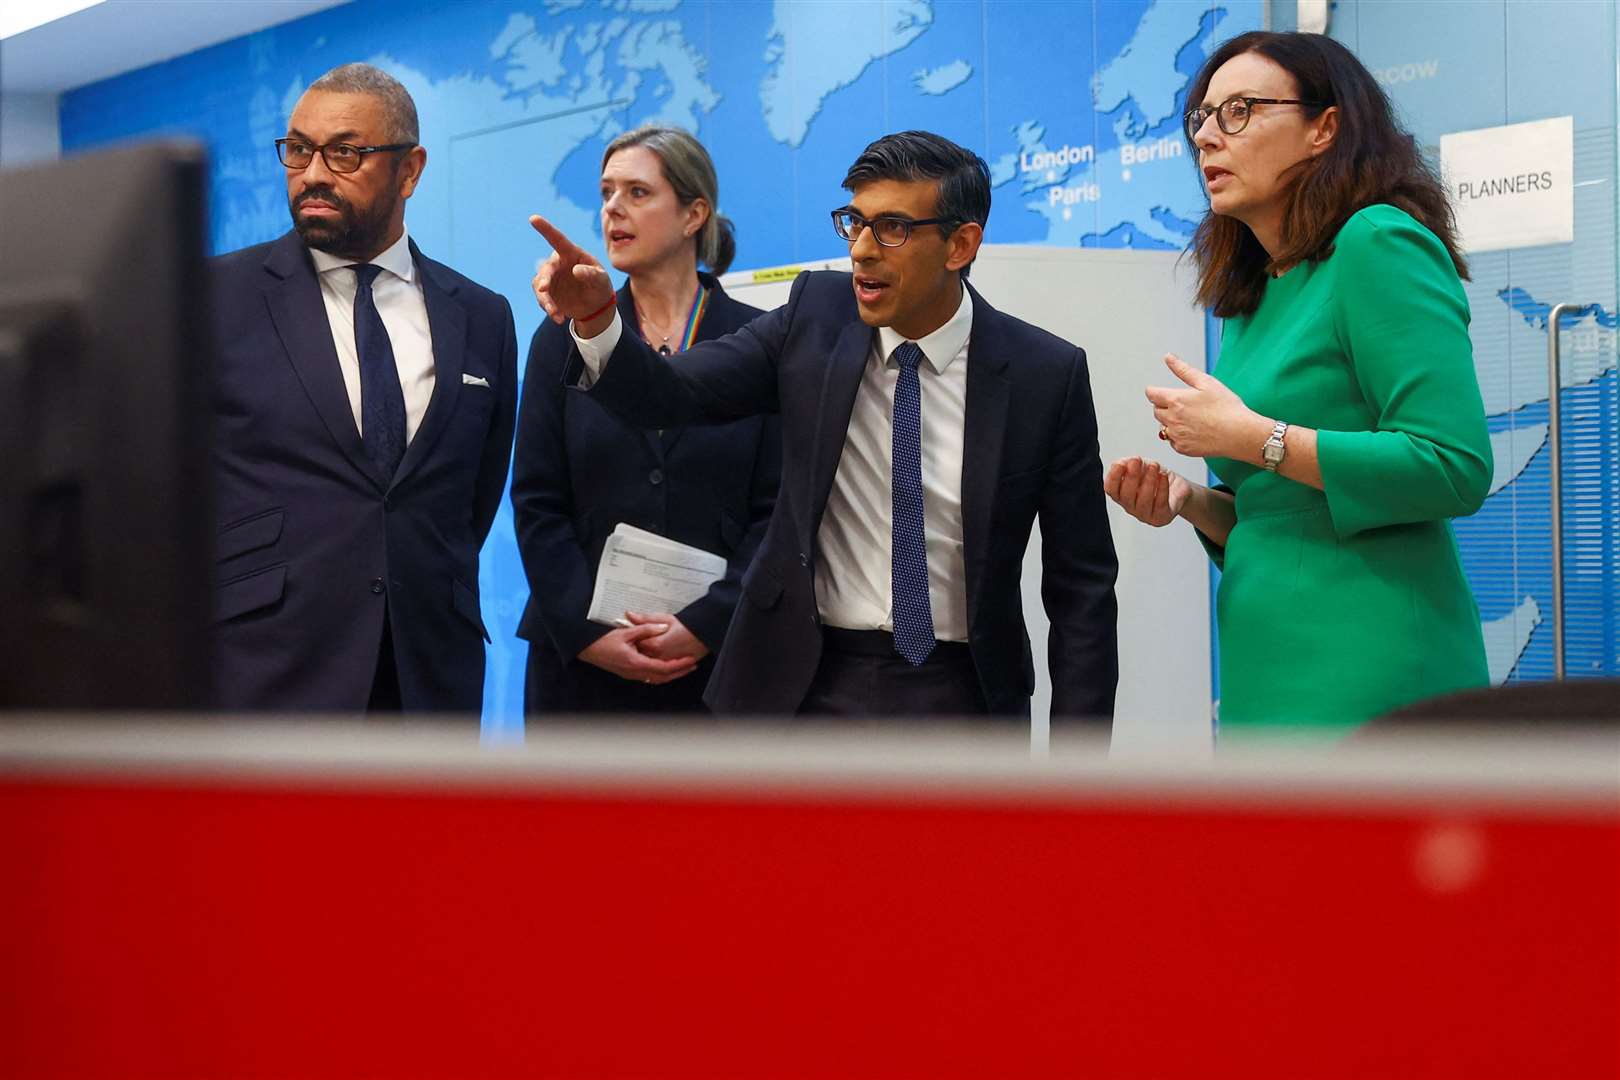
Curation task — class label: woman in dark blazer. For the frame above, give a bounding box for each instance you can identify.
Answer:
[512,125,779,714]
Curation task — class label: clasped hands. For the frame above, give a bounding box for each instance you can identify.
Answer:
[1105,353,1264,528]
[578,612,710,685]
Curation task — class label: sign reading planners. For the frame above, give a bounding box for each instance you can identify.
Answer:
[1440,116,1574,253]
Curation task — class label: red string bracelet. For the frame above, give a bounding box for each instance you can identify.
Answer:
[579,295,618,325]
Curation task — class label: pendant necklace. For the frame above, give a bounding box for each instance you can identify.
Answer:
[638,281,709,356]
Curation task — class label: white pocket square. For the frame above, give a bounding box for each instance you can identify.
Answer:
[461,373,491,388]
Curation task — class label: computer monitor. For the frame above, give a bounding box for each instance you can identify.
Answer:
[0,141,212,709]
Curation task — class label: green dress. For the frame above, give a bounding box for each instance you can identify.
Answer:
[1205,204,1493,730]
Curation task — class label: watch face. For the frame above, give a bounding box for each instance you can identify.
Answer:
[1263,441,1285,468]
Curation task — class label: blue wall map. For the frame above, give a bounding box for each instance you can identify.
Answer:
[60,0,1617,725]
[61,0,1261,729]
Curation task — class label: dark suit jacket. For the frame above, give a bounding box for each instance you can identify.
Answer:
[573,270,1118,721]
[209,231,518,712]
[513,275,778,713]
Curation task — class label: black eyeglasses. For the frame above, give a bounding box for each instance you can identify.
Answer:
[275,137,416,174]
[831,209,962,248]
[1183,97,1328,141]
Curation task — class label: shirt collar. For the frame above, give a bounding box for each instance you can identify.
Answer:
[877,284,973,374]
[308,228,416,285]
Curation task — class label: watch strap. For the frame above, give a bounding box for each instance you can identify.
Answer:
[1261,420,1289,471]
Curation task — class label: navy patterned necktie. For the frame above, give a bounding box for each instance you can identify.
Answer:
[890,341,936,665]
[352,263,407,481]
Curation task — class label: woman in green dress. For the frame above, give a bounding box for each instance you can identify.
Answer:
[1105,31,1492,730]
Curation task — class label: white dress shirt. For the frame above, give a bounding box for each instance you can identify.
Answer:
[573,285,974,642]
[308,229,436,443]
[815,290,971,639]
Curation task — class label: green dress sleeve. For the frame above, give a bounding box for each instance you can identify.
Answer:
[1315,208,1493,538]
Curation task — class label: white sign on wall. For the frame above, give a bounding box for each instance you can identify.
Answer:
[1440,116,1574,253]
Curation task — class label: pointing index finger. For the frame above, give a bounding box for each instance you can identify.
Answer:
[529,214,583,258]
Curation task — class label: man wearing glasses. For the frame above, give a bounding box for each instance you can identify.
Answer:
[531,130,1116,724]
[209,63,517,714]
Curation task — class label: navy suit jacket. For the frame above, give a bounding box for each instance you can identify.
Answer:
[209,231,517,712]
[513,276,778,712]
[574,271,1118,721]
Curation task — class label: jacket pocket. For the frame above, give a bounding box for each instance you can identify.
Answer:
[453,578,491,642]
[214,564,286,623]
[217,509,284,563]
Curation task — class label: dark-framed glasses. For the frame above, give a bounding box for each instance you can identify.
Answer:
[831,209,962,248]
[275,137,416,174]
[1183,97,1328,141]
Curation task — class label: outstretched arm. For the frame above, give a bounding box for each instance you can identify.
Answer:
[529,212,794,429]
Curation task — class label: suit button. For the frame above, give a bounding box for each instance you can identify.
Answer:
[369,578,385,595]
[648,468,664,486]
[798,552,809,567]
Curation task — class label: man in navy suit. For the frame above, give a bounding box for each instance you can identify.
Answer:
[210,64,517,713]
[532,131,1116,723]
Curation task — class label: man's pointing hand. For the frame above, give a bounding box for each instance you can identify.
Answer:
[529,214,616,336]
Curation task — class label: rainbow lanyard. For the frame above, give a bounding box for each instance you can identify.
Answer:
[676,284,708,353]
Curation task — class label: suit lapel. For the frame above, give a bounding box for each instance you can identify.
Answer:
[960,286,1012,624]
[262,232,381,488]
[393,243,464,488]
[805,320,875,545]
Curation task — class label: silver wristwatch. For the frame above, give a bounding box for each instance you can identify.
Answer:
[1261,420,1289,471]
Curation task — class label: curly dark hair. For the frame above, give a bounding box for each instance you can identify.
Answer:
[1186,31,1467,317]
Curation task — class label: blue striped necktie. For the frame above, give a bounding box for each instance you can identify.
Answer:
[352,263,407,481]
[890,341,936,665]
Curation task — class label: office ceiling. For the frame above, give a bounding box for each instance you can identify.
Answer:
[1,0,350,95]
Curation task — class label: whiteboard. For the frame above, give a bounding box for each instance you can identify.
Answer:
[721,244,1212,752]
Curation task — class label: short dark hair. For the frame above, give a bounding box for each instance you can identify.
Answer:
[842,130,990,277]
[1187,31,1467,317]
[308,63,420,146]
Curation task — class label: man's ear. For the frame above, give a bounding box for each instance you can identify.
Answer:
[945,220,984,273]
[399,145,428,198]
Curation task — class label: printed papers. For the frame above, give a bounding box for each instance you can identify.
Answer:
[587,523,726,626]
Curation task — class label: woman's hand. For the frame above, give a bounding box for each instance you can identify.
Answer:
[623,612,711,662]
[1145,354,1269,460]
[529,214,616,334]
[1104,456,1191,527]
[577,623,699,684]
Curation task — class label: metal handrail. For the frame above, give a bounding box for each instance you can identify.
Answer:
[1545,302,1588,681]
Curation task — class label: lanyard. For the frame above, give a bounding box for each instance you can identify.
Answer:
[641,282,708,355]
[677,283,708,353]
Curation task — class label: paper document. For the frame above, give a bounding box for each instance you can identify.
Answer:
[587,523,727,626]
